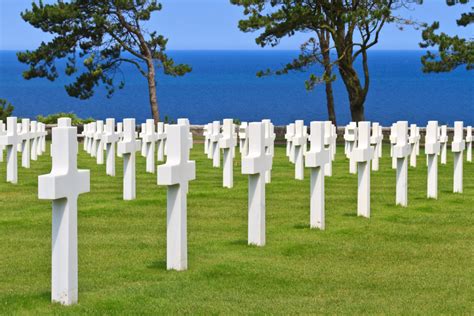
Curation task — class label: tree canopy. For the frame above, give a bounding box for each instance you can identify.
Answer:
[231,0,418,121]
[17,0,191,122]
[419,0,473,72]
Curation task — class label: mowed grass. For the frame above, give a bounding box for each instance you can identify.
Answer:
[0,141,473,314]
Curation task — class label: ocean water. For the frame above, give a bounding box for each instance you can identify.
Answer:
[0,50,472,126]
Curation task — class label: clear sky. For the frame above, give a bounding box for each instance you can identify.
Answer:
[0,0,471,51]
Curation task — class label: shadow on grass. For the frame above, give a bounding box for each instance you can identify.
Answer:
[293,223,309,230]
[228,239,247,246]
[147,260,166,270]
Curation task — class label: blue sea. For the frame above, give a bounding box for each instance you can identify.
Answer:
[0,50,472,126]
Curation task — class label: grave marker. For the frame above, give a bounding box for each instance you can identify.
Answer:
[305,121,330,229]
[210,121,221,168]
[452,121,465,193]
[242,122,272,246]
[143,119,158,173]
[0,120,5,162]
[425,121,440,199]
[0,117,20,183]
[38,117,90,305]
[393,121,410,206]
[116,122,124,157]
[439,125,448,165]
[220,119,236,188]
[87,122,96,155]
[324,121,333,176]
[352,122,374,218]
[104,118,119,176]
[262,119,275,183]
[94,120,105,164]
[293,120,306,180]
[344,122,357,174]
[155,122,166,162]
[390,123,398,169]
[158,124,196,270]
[239,122,249,157]
[285,123,294,159]
[118,119,141,200]
[409,124,420,167]
[30,121,39,161]
[177,118,193,150]
[20,119,31,168]
[203,123,210,155]
[370,122,382,171]
[466,126,472,162]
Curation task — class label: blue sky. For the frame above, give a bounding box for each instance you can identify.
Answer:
[0,0,471,50]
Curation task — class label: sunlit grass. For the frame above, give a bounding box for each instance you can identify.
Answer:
[0,142,472,314]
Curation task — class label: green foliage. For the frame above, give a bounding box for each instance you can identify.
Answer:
[17,0,191,99]
[231,1,420,120]
[163,115,175,124]
[0,99,14,121]
[419,0,473,72]
[36,112,94,125]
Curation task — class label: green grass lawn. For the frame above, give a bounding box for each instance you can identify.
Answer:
[1,142,473,314]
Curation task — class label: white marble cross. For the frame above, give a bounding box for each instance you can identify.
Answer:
[220,119,236,188]
[393,121,410,206]
[409,124,420,168]
[262,119,275,183]
[157,124,196,271]
[103,118,119,176]
[239,122,249,157]
[81,124,88,152]
[305,121,330,229]
[452,121,465,193]
[38,117,90,306]
[285,123,294,159]
[242,122,272,247]
[95,120,105,164]
[139,123,147,157]
[293,120,307,180]
[352,122,374,218]
[118,119,141,200]
[30,121,39,161]
[370,122,382,171]
[210,121,221,167]
[177,118,194,150]
[86,122,96,155]
[0,117,21,183]
[466,126,472,163]
[439,125,448,165]
[163,124,170,157]
[38,123,47,156]
[0,120,5,162]
[324,121,334,176]
[143,119,158,173]
[425,121,440,199]
[390,123,398,169]
[116,122,124,157]
[344,122,357,174]
[20,119,31,168]
[156,122,166,162]
[203,123,210,155]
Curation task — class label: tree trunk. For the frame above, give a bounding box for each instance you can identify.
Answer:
[319,31,337,126]
[146,59,160,123]
[337,57,366,122]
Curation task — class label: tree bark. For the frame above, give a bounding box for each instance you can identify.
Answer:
[319,30,337,126]
[146,58,160,123]
[337,55,367,122]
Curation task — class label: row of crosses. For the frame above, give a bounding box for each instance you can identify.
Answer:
[0,117,47,183]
